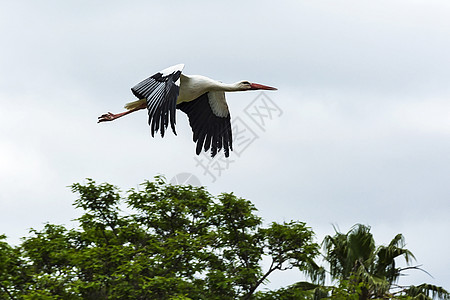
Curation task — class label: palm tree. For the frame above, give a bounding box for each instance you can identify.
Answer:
[322,224,449,299]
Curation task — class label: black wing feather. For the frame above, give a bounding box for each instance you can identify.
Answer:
[177,93,233,158]
[131,69,182,137]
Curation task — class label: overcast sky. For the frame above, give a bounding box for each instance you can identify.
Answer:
[1,0,450,291]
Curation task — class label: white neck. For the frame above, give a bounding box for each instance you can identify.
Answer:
[179,75,246,103]
[211,81,244,92]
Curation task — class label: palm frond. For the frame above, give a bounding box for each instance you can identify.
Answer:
[405,283,450,300]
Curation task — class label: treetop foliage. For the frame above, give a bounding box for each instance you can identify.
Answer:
[0,177,447,300]
[0,177,322,299]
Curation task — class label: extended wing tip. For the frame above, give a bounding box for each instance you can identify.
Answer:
[160,63,185,77]
[169,63,185,72]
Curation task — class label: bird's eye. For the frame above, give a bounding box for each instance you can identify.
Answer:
[242,81,250,85]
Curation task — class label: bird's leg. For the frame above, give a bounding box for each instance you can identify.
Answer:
[98,106,145,123]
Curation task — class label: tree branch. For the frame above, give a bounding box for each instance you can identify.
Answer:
[242,258,280,300]
[0,282,15,300]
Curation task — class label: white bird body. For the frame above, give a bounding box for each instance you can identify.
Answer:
[178,74,216,103]
[98,64,277,157]
[179,75,237,118]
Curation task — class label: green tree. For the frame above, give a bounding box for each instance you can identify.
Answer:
[1,180,448,300]
[322,224,449,300]
[0,235,27,299]
[0,177,322,299]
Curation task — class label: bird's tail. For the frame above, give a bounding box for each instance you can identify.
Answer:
[124,98,146,110]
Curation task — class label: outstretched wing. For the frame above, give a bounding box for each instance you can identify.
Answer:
[177,92,233,158]
[131,64,184,137]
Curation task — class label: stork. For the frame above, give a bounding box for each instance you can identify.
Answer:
[98,64,277,157]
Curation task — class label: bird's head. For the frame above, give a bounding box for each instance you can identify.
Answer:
[238,80,278,91]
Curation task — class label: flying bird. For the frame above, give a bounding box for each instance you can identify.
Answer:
[98,64,277,157]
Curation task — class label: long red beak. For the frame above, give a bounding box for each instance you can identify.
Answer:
[249,83,278,90]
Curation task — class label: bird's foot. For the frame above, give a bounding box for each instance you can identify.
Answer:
[98,112,118,123]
